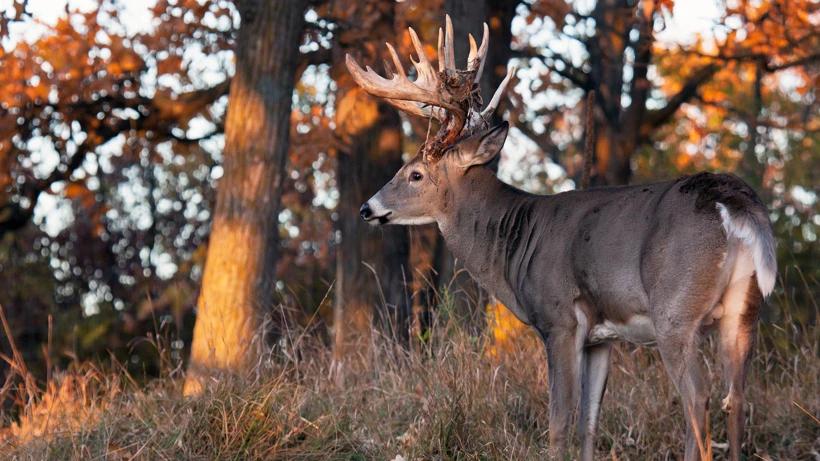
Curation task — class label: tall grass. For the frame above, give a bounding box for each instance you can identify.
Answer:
[0,271,817,460]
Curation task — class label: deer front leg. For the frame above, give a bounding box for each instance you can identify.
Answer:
[545,328,584,458]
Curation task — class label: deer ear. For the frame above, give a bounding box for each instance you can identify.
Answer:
[455,122,509,170]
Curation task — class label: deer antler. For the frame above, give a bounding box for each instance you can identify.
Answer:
[345,14,516,160]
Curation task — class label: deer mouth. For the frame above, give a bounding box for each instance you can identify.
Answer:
[372,211,392,225]
[363,209,392,225]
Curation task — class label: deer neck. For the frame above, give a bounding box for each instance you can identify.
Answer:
[436,166,538,317]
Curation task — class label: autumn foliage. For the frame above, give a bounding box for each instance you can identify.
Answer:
[0,0,816,457]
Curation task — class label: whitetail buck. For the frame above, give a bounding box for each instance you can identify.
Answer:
[347,15,776,461]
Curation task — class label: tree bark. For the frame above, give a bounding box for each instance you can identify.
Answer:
[741,60,765,190]
[184,0,306,395]
[585,0,632,186]
[334,101,410,357]
[331,3,412,363]
[593,124,634,186]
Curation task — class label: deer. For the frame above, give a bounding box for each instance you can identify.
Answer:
[346,15,776,461]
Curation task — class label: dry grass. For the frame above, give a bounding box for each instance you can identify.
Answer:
[0,284,817,460]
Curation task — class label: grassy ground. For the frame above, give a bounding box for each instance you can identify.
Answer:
[0,284,817,460]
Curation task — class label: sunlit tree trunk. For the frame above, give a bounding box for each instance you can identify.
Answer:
[184,0,306,395]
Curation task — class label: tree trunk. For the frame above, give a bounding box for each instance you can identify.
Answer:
[741,61,765,190]
[585,0,633,187]
[184,0,306,395]
[583,0,716,187]
[593,124,634,186]
[334,101,410,359]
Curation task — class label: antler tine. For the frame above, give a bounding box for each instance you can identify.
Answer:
[473,22,489,83]
[385,42,406,79]
[480,64,516,118]
[384,44,437,118]
[344,53,456,120]
[407,26,443,96]
[407,27,428,66]
[382,58,394,78]
[467,33,478,69]
[437,28,445,72]
[346,14,513,158]
[444,14,455,71]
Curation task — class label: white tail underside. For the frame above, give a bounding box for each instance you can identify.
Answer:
[716,202,777,297]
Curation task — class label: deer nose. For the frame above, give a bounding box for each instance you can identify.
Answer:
[360,203,373,220]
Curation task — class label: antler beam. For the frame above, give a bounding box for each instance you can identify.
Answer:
[345,14,516,157]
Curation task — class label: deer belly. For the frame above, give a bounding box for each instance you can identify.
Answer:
[588,316,656,346]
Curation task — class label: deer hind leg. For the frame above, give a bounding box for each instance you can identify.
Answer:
[578,342,611,461]
[718,274,762,461]
[654,317,712,461]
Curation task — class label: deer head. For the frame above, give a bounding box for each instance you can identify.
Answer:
[345,15,515,226]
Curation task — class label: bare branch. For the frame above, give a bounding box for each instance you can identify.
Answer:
[514,116,560,161]
[644,63,718,131]
[764,52,820,72]
[0,140,93,236]
[685,47,819,73]
[296,47,333,78]
[0,80,229,236]
[167,125,225,144]
[512,47,590,90]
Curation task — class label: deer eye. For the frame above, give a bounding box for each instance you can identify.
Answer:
[409,171,423,182]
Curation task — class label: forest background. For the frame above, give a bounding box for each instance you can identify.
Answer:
[0,0,816,458]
